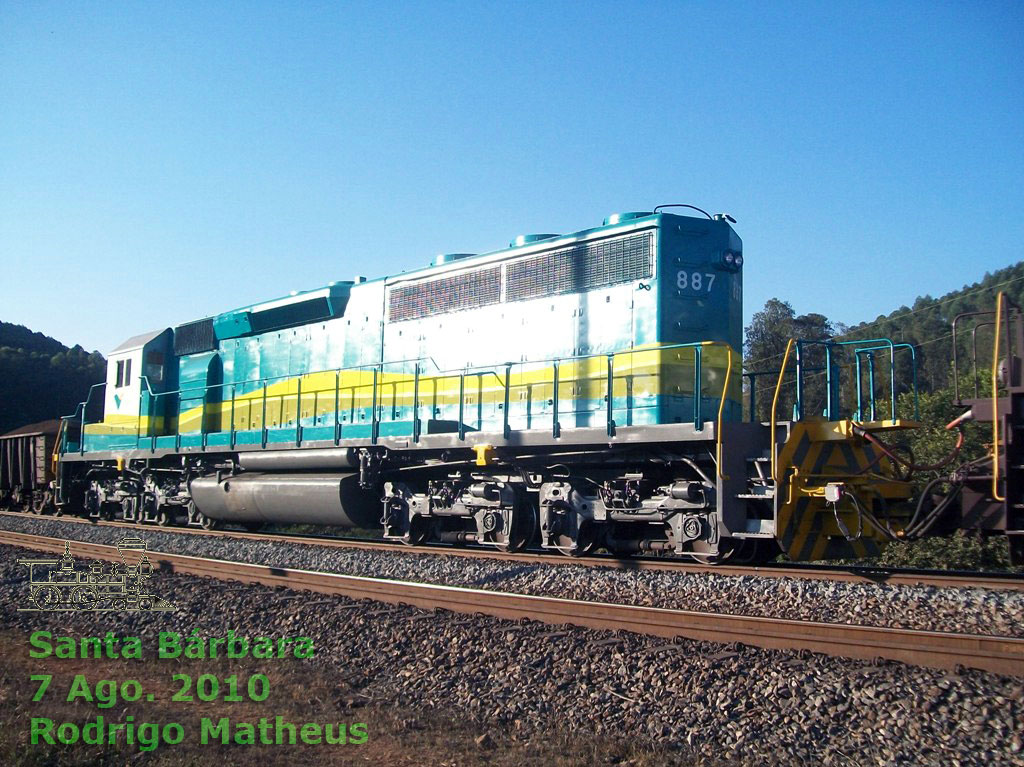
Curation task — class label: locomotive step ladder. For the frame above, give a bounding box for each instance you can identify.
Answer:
[731,421,790,538]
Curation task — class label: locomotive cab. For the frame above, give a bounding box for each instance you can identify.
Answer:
[92,328,175,445]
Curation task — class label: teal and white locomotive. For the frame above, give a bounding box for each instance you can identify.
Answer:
[44,206,946,563]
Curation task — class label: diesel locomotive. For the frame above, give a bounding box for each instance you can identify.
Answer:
[13,206,1019,564]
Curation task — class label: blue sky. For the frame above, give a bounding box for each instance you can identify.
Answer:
[1,1,1021,354]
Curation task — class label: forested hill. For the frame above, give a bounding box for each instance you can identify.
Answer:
[845,261,1024,393]
[0,321,105,435]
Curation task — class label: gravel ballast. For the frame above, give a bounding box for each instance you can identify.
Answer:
[2,542,1021,767]
[1,513,1022,638]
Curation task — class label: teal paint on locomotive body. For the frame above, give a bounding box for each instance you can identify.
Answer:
[78,211,743,453]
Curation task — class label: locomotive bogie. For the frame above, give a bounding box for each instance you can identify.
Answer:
[537,472,722,557]
[383,477,536,552]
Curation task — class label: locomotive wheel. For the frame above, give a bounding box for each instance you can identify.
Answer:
[402,516,431,546]
[688,539,753,565]
[552,521,600,557]
[32,585,62,610]
[199,513,219,531]
[71,585,98,611]
[157,508,172,527]
[702,539,780,565]
[496,505,537,553]
[84,490,99,518]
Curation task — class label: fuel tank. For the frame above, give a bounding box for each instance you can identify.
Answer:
[189,472,380,528]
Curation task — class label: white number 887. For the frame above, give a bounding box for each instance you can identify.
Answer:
[677,271,716,292]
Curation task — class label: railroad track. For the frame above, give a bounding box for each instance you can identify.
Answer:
[2,529,1022,676]
[1,509,1022,591]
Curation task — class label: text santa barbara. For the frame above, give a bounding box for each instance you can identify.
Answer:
[28,630,315,659]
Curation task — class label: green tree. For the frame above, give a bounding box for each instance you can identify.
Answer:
[744,299,834,422]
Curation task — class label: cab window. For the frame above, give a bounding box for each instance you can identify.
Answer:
[114,359,132,388]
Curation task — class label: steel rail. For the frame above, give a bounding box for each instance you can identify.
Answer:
[2,530,1022,676]
[1,509,1022,592]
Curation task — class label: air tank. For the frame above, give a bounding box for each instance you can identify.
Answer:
[235,448,358,471]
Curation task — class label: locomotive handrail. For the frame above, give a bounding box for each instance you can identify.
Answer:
[849,342,918,421]
[532,340,728,437]
[770,339,795,483]
[794,338,895,420]
[742,370,770,423]
[947,292,1021,502]
[81,341,740,455]
[141,343,720,410]
[455,342,721,435]
[832,338,901,421]
[953,310,997,404]
[952,307,1021,404]
[324,341,723,441]
[57,401,86,455]
[780,337,917,422]
[137,357,438,447]
[50,418,66,476]
[970,321,998,401]
[73,382,107,455]
[992,291,1007,502]
[710,341,732,480]
[742,366,822,423]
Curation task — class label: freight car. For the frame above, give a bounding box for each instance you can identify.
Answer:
[0,420,59,513]
[31,205,1014,563]
[945,293,1024,564]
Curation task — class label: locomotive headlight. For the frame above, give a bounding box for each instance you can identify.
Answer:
[724,252,735,265]
[735,255,743,267]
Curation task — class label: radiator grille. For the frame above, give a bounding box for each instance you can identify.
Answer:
[173,318,217,355]
[389,266,501,322]
[387,232,652,322]
[506,232,652,302]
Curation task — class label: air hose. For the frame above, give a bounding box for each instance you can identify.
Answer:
[901,452,993,539]
[850,413,976,540]
[851,421,965,473]
[848,491,900,542]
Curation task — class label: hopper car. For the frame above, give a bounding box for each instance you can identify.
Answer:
[0,420,59,513]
